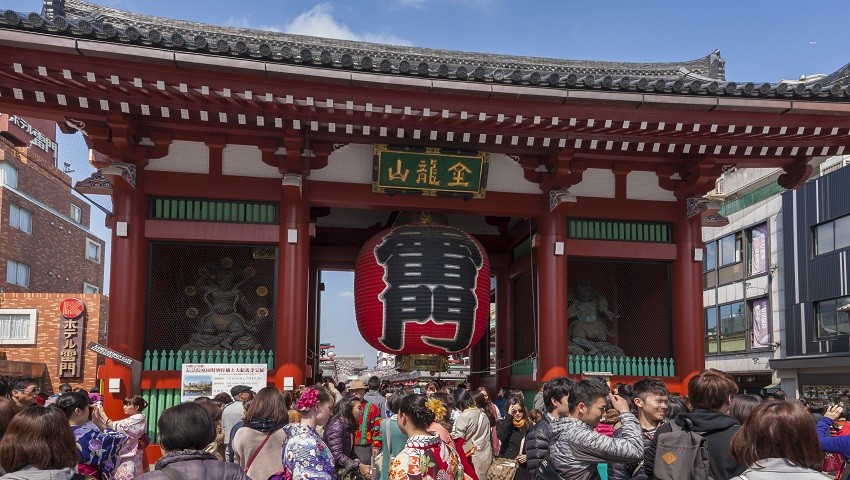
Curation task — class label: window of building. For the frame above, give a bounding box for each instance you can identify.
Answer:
[704,241,717,272]
[85,239,101,263]
[6,260,30,287]
[706,302,748,354]
[719,233,743,267]
[814,215,850,256]
[705,306,718,354]
[83,283,99,294]
[0,162,18,189]
[70,204,82,224]
[9,204,33,234]
[719,302,746,352]
[0,309,38,345]
[816,296,850,339]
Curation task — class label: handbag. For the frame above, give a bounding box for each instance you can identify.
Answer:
[486,437,525,480]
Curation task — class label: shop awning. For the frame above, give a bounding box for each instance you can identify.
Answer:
[0,360,47,378]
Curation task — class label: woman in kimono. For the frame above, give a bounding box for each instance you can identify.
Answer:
[101,395,148,480]
[390,393,464,480]
[56,391,127,479]
[282,385,336,479]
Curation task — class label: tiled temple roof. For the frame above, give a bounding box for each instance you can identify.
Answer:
[1,0,849,100]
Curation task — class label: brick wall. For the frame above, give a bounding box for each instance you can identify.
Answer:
[0,292,108,393]
[1,114,105,293]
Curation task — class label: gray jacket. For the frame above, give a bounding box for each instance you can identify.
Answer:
[549,413,643,480]
[364,390,390,418]
[0,467,76,480]
[137,449,250,480]
[730,458,831,480]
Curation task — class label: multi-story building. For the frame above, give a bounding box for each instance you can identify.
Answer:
[0,113,107,391]
[1,113,105,294]
[701,157,835,394]
[702,155,849,397]
[770,162,850,403]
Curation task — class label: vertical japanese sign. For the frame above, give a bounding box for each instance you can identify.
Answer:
[750,223,768,275]
[372,145,489,199]
[751,298,770,349]
[58,298,85,378]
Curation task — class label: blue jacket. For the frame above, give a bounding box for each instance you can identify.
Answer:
[817,417,850,456]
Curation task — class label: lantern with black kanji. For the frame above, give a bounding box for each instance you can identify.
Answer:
[354,216,490,371]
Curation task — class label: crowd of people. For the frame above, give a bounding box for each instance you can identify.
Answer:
[1,369,849,480]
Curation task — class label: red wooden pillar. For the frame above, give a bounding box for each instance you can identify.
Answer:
[275,195,310,389]
[495,266,513,389]
[102,179,146,418]
[536,212,569,381]
[672,200,706,386]
[306,262,319,384]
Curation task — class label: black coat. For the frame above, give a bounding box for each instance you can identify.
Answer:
[524,414,552,475]
[643,409,745,480]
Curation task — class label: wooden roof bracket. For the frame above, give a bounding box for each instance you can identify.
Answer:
[777,156,814,190]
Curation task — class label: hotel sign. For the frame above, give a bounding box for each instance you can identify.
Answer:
[7,115,58,156]
[372,145,489,199]
[58,298,85,379]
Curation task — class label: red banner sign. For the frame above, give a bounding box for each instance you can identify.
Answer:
[58,299,86,378]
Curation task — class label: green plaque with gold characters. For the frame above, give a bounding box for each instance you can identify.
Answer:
[372,144,489,199]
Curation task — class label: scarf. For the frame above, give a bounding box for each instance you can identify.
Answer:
[248,418,288,433]
[512,418,525,429]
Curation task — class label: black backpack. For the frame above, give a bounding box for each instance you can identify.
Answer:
[653,419,714,480]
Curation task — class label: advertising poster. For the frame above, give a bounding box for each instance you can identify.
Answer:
[181,363,267,402]
[751,298,770,349]
[750,223,768,275]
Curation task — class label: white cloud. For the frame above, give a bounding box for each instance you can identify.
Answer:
[339,290,355,298]
[284,4,412,45]
[221,4,411,45]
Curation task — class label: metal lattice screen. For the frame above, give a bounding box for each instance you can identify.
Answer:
[146,242,277,352]
[567,259,672,359]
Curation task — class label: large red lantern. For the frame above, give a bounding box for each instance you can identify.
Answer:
[354,221,490,356]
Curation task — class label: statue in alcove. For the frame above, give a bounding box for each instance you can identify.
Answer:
[567,279,624,357]
[181,258,265,351]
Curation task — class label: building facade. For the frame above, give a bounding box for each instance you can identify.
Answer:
[771,164,850,402]
[0,113,105,294]
[1,1,849,420]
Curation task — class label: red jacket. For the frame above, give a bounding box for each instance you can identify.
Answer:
[354,401,383,449]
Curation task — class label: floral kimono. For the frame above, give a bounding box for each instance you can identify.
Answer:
[282,423,336,480]
[389,434,464,480]
[71,424,128,479]
[111,413,148,480]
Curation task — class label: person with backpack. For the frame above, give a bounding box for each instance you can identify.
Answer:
[548,379,643,480]
[644,368,745,480]
[609,378,670,480]
[525,376,576,476]
[729,400,830,479]
[817,403,850,479]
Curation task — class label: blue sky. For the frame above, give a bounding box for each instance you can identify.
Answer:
[5,0,850,365]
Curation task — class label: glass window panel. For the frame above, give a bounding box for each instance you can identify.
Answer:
[818,299,838,338]
[1,163,18,189]
[720,235,737,266]
[19,209,32,234]
[836,216,850,251]
[705,307,717,335]
[837,296,850,335]
[704,242,717,271]
[6,261,16,284]
[16,263,29,287]
[816,222,835,255]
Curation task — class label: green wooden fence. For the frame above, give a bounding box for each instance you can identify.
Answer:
[511,355,675,377]
[141,388,181,443]
[150,198,278,224]
[143,349,274,370]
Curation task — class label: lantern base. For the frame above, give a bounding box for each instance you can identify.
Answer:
[395,354,448,373]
